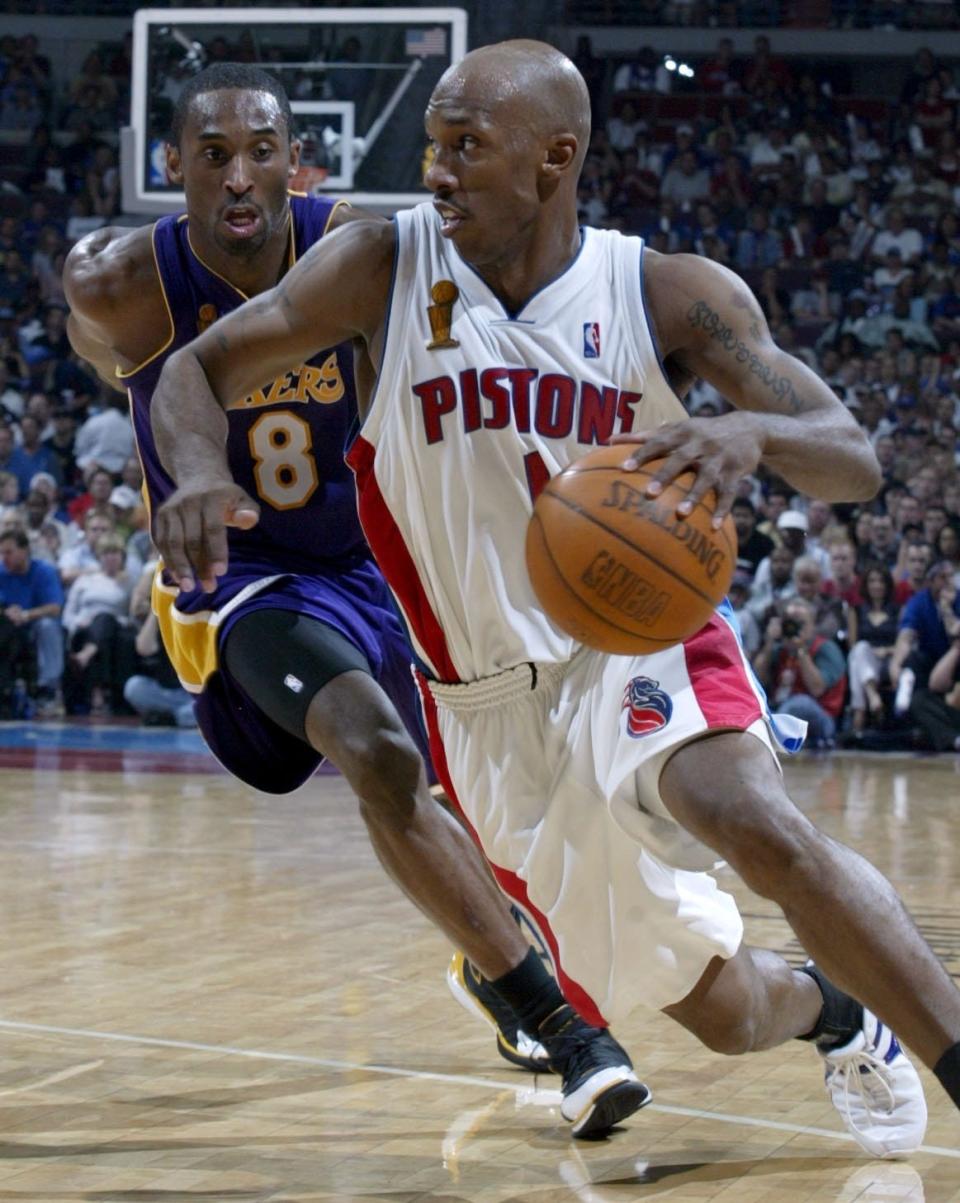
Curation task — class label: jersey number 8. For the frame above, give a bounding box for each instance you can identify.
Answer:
[248,410,318,510]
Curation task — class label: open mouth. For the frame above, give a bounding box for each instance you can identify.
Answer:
[221,206,264,239]
[434,201,467,237]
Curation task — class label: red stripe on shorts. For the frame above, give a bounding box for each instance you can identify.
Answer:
[346,435,460,682]
[684,612,764,729]
[415,670,609,1030]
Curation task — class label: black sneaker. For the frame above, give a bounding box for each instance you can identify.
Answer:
[447,951,551,1071]
[538,1004,651,1139]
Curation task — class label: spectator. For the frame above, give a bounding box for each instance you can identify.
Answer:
[909,595,960,752]
[661,150,711,207]
[871,206,923,265]
[847,563,900,733]
[753,597,847,748]
[43,406,79,491]
[59,507,115,586]
[124,610,196,728]
[732,496,774,580]
[699,37,740,95]
[823,538,863,606]
[936,523,960,586]
[747,542,796,622]
[606,100,646,152]
[612,46,670,96]
[62,532,134,715]
[792,553,845,642]
[890,560,960,711]
[0,526,63,715]
[67,464,114,527]
[73,395,135,476]
[894,540,935,605]
[862,512,899,570]
[735,206,782,270]
[7,414,61,497]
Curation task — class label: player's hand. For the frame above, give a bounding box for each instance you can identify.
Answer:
[154,480,260,594]
[612,413,764,529]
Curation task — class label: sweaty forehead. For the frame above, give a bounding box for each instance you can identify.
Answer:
[184,89,284,138]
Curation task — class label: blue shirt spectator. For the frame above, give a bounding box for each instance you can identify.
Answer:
[0,538,63,611]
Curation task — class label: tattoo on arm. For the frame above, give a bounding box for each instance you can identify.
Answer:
[686,299,805,415]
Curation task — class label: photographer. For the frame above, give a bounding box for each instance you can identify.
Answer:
[753,597,847,748]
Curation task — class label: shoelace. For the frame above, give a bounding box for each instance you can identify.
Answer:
[539,1012,601,1089]
[829,1048,898,1130]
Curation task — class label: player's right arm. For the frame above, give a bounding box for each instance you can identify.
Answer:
[63,225,168,391]
[150,216,394,593]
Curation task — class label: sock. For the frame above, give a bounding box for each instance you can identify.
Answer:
[796,963,863,1048]
[487,946,569,1035]
[934,1042,960,1109]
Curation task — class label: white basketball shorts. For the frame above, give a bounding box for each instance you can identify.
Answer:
[416,607,798,1027]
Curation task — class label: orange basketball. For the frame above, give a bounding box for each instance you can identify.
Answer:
[525,445,737,655]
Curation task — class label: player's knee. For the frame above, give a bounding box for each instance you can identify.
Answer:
[338,723,423,826]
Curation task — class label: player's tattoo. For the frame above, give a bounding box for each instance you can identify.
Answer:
[686,299,804,414]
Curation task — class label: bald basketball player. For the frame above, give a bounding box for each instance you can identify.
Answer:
[65,62,649,1140]
[148,43,960,1157]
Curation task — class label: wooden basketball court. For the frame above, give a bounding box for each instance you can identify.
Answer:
[0,743,957,1200]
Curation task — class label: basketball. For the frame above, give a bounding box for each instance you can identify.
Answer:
[526,446,737,655]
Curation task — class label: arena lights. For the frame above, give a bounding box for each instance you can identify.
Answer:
[664,56,695,78]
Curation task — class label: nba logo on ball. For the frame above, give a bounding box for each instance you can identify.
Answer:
[621,676,672,738]
[583,321,601,358]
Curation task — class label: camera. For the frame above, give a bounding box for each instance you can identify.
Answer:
[781,617,802,639]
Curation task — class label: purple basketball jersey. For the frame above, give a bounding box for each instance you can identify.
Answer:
[124,193,365,579]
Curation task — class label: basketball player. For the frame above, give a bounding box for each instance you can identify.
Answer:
[147,44,960,1157]
[64,63,650,1140]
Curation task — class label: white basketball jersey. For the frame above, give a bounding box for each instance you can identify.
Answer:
[347,202,688,683]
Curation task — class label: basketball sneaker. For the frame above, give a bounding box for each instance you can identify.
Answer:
[447,951,551,1072]
[537,1004,652,1139]
[804,965,927,1158]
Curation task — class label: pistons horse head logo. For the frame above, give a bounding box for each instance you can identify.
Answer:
[621,676,673,738]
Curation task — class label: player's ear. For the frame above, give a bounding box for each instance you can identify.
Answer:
[288,137,301,178]
[165,141,183,186]
[542,133,578,180]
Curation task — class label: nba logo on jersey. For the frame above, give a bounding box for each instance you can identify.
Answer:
[621,676,672,738]
[583,321,601,359]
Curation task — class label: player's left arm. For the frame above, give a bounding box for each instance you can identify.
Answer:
[615,252,881,524]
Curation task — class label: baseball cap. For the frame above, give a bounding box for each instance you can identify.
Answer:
[676,123,694,135]
[777,510,809,533]
[109,484,139,510]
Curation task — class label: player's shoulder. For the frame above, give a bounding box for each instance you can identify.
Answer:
[643,247,746,299]
[64,222,160,321]
[325,199,389,233]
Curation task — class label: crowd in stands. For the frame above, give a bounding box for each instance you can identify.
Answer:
[570,33,960,751]
[0,26,959,748]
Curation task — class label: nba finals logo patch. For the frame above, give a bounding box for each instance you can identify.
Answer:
[621,675,672,738]
[426,280,459,349]
[583,321,601,359]
[197,303,218,334]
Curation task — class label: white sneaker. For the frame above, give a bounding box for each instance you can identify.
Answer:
[819,1009,927,1159]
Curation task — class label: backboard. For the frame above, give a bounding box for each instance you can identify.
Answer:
[123,6,467,215]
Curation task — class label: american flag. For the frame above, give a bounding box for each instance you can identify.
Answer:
[405,27,447,58]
